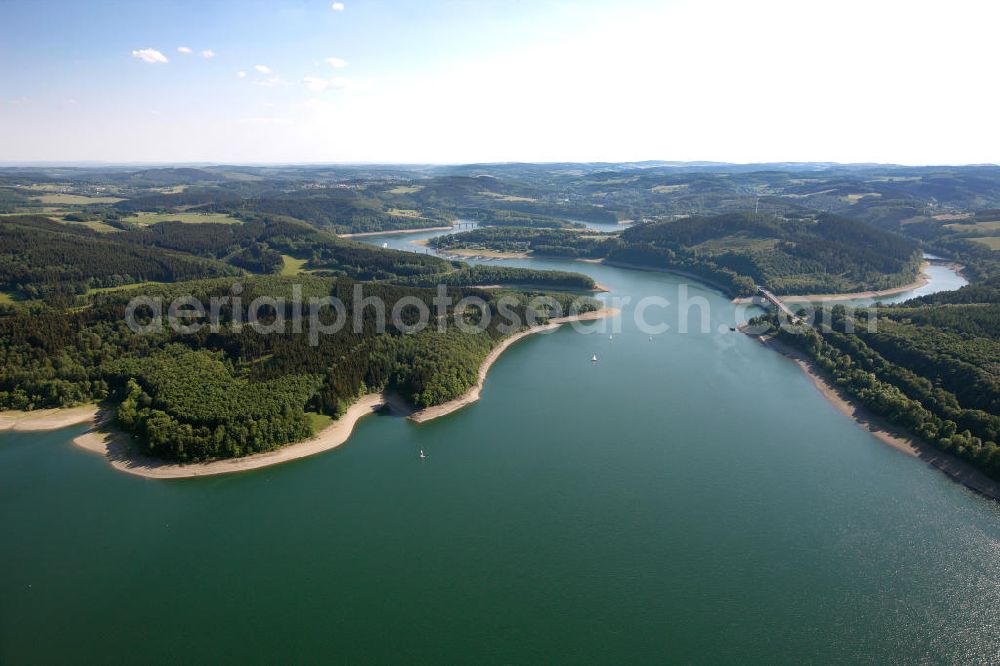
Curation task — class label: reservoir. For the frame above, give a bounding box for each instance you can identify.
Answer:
[1,229,994,664]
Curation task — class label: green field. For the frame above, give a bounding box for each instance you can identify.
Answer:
[87,281,166,295]
[0,291,14,304]
[306,411,333,434]
[126,212,242,226]
[33,193,125,205]
[387,185,423,195]
[61,219,120,233]
[694,237,779,253]
[386,208,433,219]
[946,220,1000,233]
[971,236,1000,250]
[280,255,308,275]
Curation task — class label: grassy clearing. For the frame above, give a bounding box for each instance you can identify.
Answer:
[0,291,14,304]
[306,412,333,433]
[33,193,125,204]
[945,220,1000,233]
[694,237,779,253]
[438,247,529,259]
[479,192,537,203]
[387,185,423,195]
[88,281,166,295]
[842,193,881,202]
[280,255,308,276]
[651,184,689,193]
[387,208,427,218]
[126,211,242,226]
[61,219,120,233]
[970,236,1000,250]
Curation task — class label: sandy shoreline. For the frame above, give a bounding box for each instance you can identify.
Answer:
[0,405,98,432]
[752,333,1000,502]
[580,258,736,296]
[338,225,455,238]
[465,282,610,294]
[408,307,620,423]
[731,260,967,304]
[70,394,388,479]
[12,307,617,479]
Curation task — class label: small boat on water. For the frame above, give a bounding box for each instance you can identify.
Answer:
[591,353,598,363]
[609,334,613,341]
[382,242,388,248]
[418,449,427,460]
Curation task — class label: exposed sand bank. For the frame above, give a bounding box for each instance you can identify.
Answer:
[338,226,455,238]
[57,307,617,478]
[71,394,388,479]
[0,405,99,432]
[579,258,736,296]
[465,282,610,293]
[408,307,620,423]
[731,260,965,304]
[428,245,530,260]
[752,333,1000,502]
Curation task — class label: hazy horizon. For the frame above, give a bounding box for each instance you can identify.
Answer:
[3,0,999,164]
[2,159,999,169]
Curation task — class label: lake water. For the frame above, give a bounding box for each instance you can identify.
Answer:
[1,231,996,664]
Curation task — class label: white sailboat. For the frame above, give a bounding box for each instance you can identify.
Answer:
[418,449,427,460]
[591,353,598,363]
[382,242,388,248]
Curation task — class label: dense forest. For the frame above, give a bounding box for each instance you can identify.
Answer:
[3,161,999,473]
[0,213,599,305]
[0,273,598,461]
[398,264,596,290]
[431,212,922,297]
[752,276,1000,479]
[0,215,239,301]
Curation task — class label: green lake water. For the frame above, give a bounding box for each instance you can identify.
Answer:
[2,231,997,664]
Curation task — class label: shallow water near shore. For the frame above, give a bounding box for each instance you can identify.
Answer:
[2,233,998,664]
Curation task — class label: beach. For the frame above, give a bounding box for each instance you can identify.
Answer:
[338,225,455,238]
[32,306,618,478]
[71,394,388,479]
[753,333,1000,501]
[731,260,965,304]
[580,258,737,296]
[0,404,98,432]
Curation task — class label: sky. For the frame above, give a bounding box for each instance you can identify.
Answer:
[0,0,997,165]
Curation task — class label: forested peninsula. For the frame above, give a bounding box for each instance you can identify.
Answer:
[430,212,923,297]
[0,273,600,462]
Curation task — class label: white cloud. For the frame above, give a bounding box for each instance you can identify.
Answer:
[301,75,371,93]
[200,49,216,58]
[255,76,289,88]
[237,70,247,78]
[331,2,345,10]
[177,46,193,54]
[131,48,168,64]
[324,56,347,68]
[328,76,356,90]
[254,64,272,74]
[303,76,330,92]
